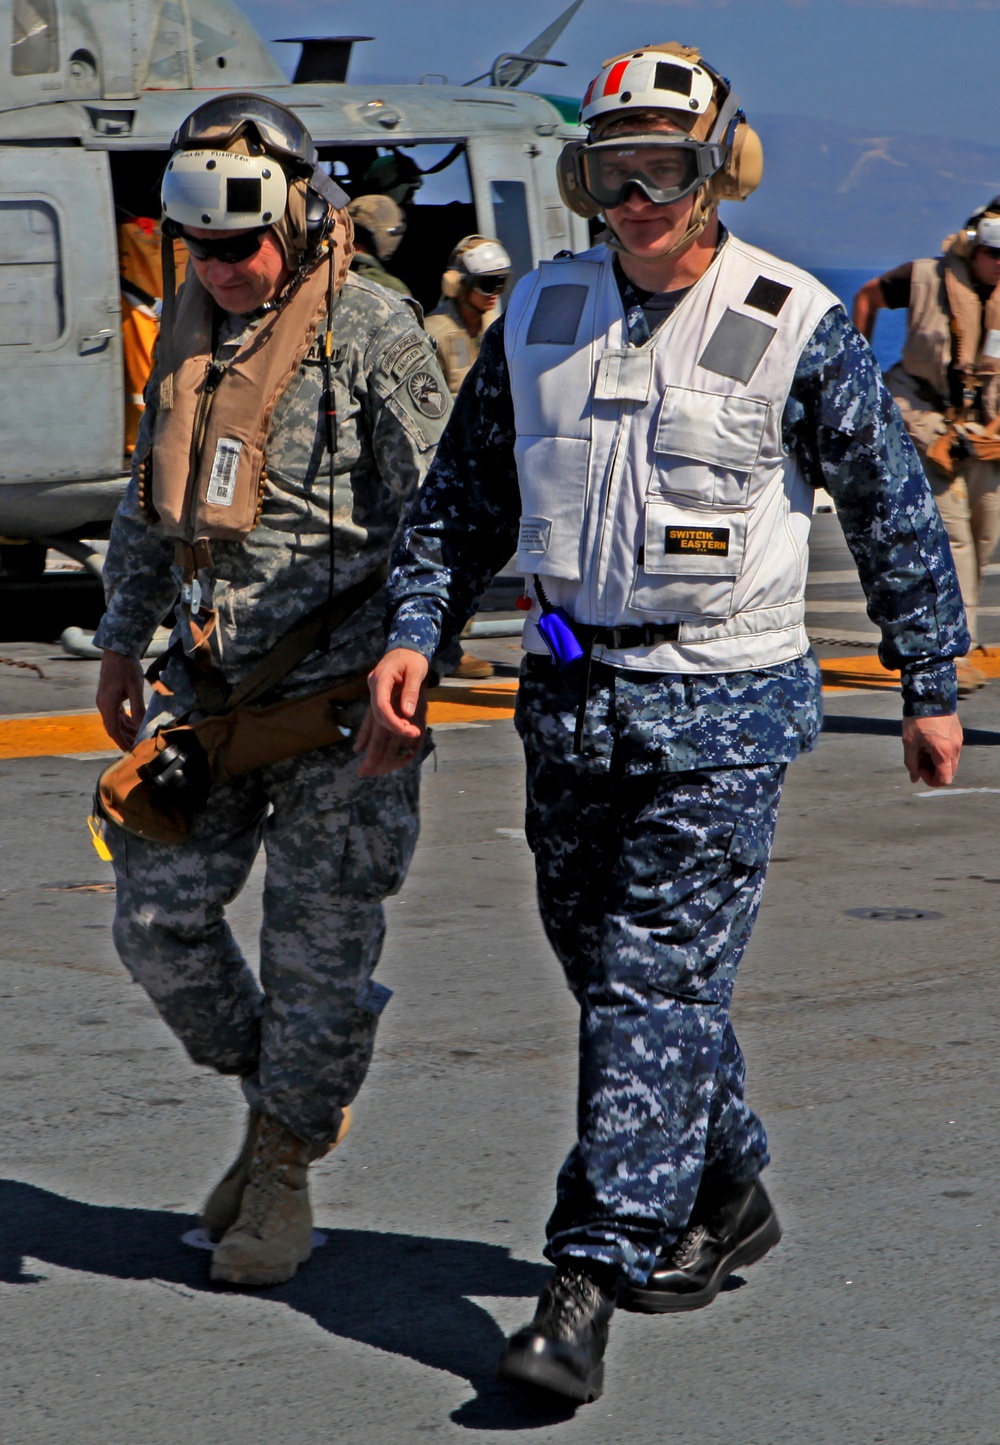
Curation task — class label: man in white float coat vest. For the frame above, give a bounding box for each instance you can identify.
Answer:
[360,43,967,1403]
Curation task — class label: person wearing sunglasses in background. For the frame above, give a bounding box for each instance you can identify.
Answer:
[93,93,450,1290]
[362,43,967,1404]
[425,235,512,399]
[854,199,1000,695]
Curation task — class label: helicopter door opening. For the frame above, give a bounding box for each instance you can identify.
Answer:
[0,147,122,491]
[466,136,557,293]
[321,142,478,314]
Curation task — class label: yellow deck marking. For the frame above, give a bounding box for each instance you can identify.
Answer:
[819,646,1000,694]
[0,683,520,759]
[427,679,518,724]
[0,712,117,759]
[2,653,993,759]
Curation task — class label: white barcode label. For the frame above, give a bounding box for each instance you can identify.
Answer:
[206,438,243,507]
[983,330,1000,360]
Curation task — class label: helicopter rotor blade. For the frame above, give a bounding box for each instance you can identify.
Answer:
[493,0,585,89]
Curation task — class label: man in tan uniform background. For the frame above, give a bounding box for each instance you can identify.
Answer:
[425,234,511,397]
[854,199,1000,693]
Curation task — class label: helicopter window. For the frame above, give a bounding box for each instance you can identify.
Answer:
[319,142,478,314]
[11,0,59,76]
[490,181,533,293]
[0,201,62,344]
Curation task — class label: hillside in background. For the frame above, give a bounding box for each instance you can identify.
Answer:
[724,114,1000,270]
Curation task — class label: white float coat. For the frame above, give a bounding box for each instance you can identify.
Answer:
[504,237,839,672]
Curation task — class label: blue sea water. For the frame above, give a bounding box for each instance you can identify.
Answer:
[810,267,907,374]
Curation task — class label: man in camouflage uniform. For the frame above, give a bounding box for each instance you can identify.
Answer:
[95,95,449,1288]
[361,44,967,1402]
[347,193,412,298]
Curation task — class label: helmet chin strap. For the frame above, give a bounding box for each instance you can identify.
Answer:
[604,185,717,263]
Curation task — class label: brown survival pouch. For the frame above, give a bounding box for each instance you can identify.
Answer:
[96,569,384,845]
[926,413,1000,478]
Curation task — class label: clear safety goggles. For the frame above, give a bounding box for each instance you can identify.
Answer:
[163,219,270,264]
[170,94,316,170]
[578,135,724,209]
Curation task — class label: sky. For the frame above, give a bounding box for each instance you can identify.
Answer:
[236,0,998,142]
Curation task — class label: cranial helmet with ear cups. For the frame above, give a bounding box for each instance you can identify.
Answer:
[440,235,512,297]
[557,44,763,257]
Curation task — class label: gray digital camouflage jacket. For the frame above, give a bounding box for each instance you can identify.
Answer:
[95,272,450,700]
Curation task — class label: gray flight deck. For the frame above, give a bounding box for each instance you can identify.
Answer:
[1,514,998,1443]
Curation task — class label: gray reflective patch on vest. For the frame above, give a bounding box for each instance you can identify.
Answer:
[527,285,588,346]
[519,516,552,552]
[698,309,777,384]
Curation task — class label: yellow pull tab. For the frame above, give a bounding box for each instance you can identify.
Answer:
[87,814,113,863]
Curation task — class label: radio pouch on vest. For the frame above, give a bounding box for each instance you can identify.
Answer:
[94,566,386,845]
[533,575,585,670]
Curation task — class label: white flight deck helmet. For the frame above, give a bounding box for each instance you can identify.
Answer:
[946,195,1000,262]
[441,235,512,298]
[160,92,351,273]
[557,43,764,258]
[971,198,1000,251]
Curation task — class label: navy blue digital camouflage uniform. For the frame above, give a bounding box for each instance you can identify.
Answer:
[383,242,968,1283]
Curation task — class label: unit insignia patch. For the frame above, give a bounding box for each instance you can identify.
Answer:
[407,369,448,419]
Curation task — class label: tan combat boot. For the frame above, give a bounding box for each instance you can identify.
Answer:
[208,1109,351,1286]
[201,1109,262,1242]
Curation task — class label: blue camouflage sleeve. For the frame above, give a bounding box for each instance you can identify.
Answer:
[783,307,969,716]
[384,315,521,658]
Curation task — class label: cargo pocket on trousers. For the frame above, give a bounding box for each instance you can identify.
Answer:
[337,979,395,1103]
[726,815,774,873]
[337,767,422,900]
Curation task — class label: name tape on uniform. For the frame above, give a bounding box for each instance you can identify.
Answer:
[665,526,730,556]
[206,438,243,507]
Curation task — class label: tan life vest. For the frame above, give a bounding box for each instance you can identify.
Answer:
[425,301,492,397]
[902,240,1000,421]
[145,212,353,547]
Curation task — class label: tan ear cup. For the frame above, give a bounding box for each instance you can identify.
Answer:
[709,121,763,204]
[557,141,604,220]
[441,268,463,298]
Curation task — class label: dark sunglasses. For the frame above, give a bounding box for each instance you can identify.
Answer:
[170,224,270,264]
[979,245,1000,260]
[471,274,507,296]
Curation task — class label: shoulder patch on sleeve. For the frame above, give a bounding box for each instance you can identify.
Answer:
[381,334,427,381]
[406,367,449,420]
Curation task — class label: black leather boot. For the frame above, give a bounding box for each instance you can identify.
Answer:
[497,1263,616,1403]
[620,1177,781,1314]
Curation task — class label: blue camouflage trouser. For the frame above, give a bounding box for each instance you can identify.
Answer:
[108,683,421,1147]
[522,747,784,1283]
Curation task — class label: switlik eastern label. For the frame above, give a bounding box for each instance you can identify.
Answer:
[664,526,731,556]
